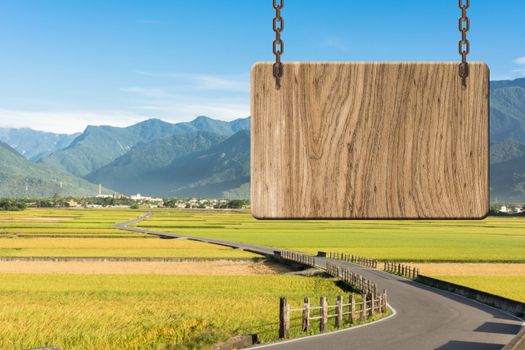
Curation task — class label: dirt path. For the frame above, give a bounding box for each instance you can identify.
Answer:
[0,260,291,275]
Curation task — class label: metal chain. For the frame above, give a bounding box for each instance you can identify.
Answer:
[458,0,470,88]
[273,0,284,89]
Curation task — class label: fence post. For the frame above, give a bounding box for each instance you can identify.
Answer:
[320,297,328,332]
[279,297,290,339]
[370,293,376,316]
[360,294,367,321]
[302,297,310,331]
[382,290,387,313]
[336,295,343,328]
[350,294,356,323]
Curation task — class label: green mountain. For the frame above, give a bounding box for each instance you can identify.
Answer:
[491,153,525,202]
[490,139,525,165]
[86,131,227,194]
[0,127,79,161]
[38,116,250,177]
[0,141,102,197]
[137,130,250,198]
[490,78,525,143]
[489,78,525,201]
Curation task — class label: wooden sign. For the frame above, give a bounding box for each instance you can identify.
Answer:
[251,62,489,219]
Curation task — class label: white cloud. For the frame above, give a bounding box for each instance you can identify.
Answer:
[119,87,173,98]
[134,70,249,93]
[514,57,525,65]
[0,109,145,134]
[322,37,349,52]
[132,101,249,122]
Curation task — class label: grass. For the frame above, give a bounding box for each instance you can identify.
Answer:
[0,238,258,258]
[414,263,525,302]
[136,210,525,262]
[432,276,525,302]
[0,274,358,350]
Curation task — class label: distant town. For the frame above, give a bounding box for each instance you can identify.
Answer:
[0,192,249,211]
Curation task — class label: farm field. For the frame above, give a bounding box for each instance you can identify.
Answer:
[137,210,525,262]
[0,209,256,258]
[0,237,257,258]
[0,208,146,238]
[414,263,525,302]
[0,274,352,350]
[1,207,523,348]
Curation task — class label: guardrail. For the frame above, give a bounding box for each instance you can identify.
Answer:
[278,291,388,338]
[384,262,419,279]
[328,252,378,268]
[326,262,378,295]
[280,250,316,267]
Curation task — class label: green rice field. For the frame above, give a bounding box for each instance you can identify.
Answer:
[436,276,525,302]
[137,210,525,262]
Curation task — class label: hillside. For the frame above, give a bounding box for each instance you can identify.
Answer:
[38,116,250,177]
[0,141,102,197]
[490,78,525,144]
[0,128,79,161]
[491,152,525,202]
[136,130,250,198]
[86,131,227,194]
[489,78,525,201]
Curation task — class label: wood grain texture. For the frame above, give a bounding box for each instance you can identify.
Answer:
[251,62,489,219]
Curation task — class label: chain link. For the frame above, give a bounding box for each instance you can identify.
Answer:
[458,0,470,88]
[273,0,284,89]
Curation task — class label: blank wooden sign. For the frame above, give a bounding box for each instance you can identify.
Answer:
[251,62,489,219]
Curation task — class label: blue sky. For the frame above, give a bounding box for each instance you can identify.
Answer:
[0,0,524,133]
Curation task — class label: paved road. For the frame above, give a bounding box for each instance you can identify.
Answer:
[116,213,524,350]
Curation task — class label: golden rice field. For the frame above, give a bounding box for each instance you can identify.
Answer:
[0,237,257,258]
[0,207,523,349]
[0,274,356,350]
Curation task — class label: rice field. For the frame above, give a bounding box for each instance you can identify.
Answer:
[0,237,257,258]
[137,210,525,262]
[428,276,525,302]
[0,207,523,348]
[0,209,257,258]
[0,209,145,238]
[0,274,353,350]
[414,263,525,302]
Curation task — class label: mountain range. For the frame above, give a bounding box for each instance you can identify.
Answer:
[0,116,251,198]
[1,77,525,201]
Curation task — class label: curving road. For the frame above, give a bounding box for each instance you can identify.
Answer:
[116,213,524,350]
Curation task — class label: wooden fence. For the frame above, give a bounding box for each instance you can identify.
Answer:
[326,262,378,295]
[328,252,378,268]
[279,291,388,338]
[280,250,316,267]
[384,262,419,279]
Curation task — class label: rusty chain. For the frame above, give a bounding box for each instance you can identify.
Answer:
[271,1,470,89]
[458,0,470,88]
[272,0,284,89]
